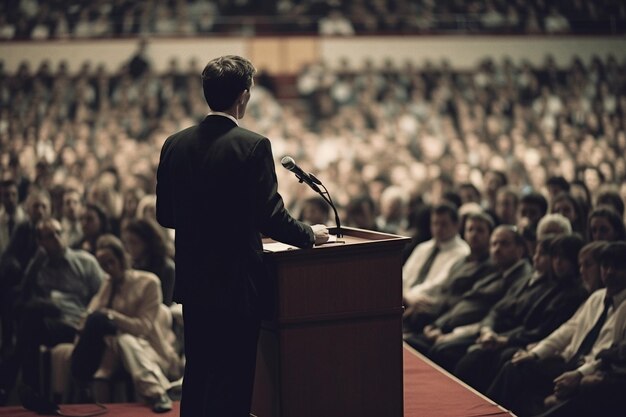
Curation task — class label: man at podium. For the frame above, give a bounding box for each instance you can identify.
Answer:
[156,55,328,417]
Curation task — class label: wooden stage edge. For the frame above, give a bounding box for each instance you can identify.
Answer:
[403,342,516,417]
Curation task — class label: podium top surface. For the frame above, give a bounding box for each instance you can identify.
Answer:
[262,226,410,258]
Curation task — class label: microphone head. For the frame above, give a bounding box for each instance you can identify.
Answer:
[281,156,296,170]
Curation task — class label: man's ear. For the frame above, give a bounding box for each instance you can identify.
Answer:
[238,89,248,104]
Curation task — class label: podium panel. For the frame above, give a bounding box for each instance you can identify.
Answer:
[252,227,409,417]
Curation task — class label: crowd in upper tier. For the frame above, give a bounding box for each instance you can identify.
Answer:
[1,0,625,40]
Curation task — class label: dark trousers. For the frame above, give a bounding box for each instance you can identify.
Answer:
[454,345,519,393]
[0,258,23,354]
[426,335,477,372]
[531,373,626,417]
[181,303,261,417]
[486,356,573,417]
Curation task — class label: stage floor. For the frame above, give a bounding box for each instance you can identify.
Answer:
[0,344,513,417]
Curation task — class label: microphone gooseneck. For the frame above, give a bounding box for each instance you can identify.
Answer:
[281,156,342,238]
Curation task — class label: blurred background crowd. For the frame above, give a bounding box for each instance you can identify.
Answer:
[1,46,625,237]
[1,0,625,39]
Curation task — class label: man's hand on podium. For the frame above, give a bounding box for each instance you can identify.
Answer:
[311,224,330,245]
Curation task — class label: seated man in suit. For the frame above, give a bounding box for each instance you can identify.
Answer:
[402,203,470,316]
[406,225,532,371]
[403,211,496,334]
[487,242,626,417]
[454,234,588,393]
[535,338,626,417]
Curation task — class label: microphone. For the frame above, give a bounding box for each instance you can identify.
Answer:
[281,156,321,193]
[280,156,343,237]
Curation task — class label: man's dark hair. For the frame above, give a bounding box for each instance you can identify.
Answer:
[202,55,256,111]
[431,202,459,224]
[487,170,508,187]
[85,203,110,235]
[458,182,481,201]
[442,191,462,209]
[596,189,625,218]
[549,234,584,268]
[598,242,626,270]
[520,191,548,217]
[546,176,570,193]
[303,196,330,215]
[0,179,17,189]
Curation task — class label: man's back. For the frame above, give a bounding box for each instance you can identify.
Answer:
[156,115,313,310]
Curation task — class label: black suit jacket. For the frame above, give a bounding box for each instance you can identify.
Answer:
[434,259,533,332]
[483,274,587,347]
[156,115,314,314]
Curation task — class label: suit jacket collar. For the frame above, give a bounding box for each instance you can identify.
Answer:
[206,112,239,126]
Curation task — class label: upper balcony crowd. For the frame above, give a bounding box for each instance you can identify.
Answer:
[1,0,625,40]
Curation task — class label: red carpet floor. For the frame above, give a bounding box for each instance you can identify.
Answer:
[403,344,513,417]
[0,345,513,417]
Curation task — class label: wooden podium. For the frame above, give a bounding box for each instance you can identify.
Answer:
[251,227,409,417]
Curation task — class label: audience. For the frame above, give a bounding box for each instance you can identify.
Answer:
[403,203,470,311]
[550,192,586,237]
[0,29,625,415]
[578,241,609,294]
[121,219,175,306]
[0,188,52,358]
[0,0,623,38]
[0,180,25,255]
[0,218,103,404]
[403,211,495,334]
[60,188,84,248]
[587,207,626,242]
[494,186,519,226]
[454,234,588,393]
[536,213,572,240]
[73,203,111,255]
[71,234,181,413]
[486,242,626,417]
[405,226,532,370]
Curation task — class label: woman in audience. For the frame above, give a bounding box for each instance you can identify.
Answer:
[119,188,146,230]
[71,235,182,413]
[121,219,175,306]
[550,193,586,237]
[586,206,626,242]
[74,203,110,254]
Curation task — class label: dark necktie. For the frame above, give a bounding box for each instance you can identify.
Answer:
[570,297,612,366]
[412,245,440,287]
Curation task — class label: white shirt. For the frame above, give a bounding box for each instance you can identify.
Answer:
[208,112,239,126]
[532,287,626,375]
[403,235,470,303]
